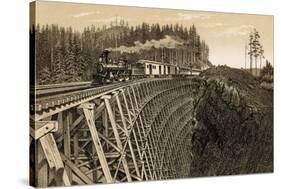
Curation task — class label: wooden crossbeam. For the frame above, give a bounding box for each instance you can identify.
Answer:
[56,115,84,143]
[131,87,140,110]
[60,153,93,184]
[112,164,142,181]
[32,121,70,187]
[35,141,48,187]
[102,95,132,182]
[63,111,72,182]
[116,90,141,178]
[97,131,121,152]
[79,103,113,183]
[73,133,79,165]
[39,133,71,186]
[30,121,58,140]
[102,106,109,150]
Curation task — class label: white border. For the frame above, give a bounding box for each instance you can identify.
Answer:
[0,0,279,188]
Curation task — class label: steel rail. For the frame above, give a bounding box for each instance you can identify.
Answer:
[32,78,182,121]
[32,81,93,96]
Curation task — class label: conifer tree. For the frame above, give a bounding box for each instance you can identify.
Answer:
[39,66,51,84]
[65,30,76,82]
[35,22,210,84]
[52,43,66,83]
[253,29,261,76]
[73,34,86,81]
[248,32,254,73]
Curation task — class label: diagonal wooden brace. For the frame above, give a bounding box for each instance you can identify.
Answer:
[78,102,114,183]
[101,95,132,182]
[32,121,71,186]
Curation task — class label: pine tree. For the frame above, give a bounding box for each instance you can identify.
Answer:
[189,24,197,70]
[52,43,66,83]
[73,34,86,81]
[252,29,261,76]
[65,29,76,82]
[39,66,51,84]
[248,32,254,73]
[259,45,264,71]
[260,60,273,78]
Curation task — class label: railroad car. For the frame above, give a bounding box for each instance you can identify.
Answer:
[136,60,179,77]
[178,67,201,76]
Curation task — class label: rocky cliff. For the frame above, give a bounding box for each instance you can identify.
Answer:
[189,66,273,176]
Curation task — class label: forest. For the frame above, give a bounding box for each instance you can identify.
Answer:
[31,20,210,85]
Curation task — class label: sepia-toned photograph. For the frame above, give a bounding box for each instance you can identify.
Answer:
[29,1,273,187]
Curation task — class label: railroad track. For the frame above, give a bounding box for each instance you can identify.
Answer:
[31,77,200,121]
[32,81,93,97]
[31,79,155,120]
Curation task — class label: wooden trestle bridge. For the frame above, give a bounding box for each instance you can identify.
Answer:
[30,78,202,187]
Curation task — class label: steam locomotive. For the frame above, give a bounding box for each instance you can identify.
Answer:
[95,50,201,84]
[95,50,132,84]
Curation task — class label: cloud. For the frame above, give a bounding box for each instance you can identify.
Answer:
[163,13,213,22]
[176,13,213,20]
[88,17,113,23]
[220,25,255,37]
[72,11,100,18]
[88,17,134,24]
[200,23,226,28]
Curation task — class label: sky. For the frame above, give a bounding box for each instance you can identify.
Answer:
[34,1,274,68]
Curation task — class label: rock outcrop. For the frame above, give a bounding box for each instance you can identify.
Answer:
[189,66,273,177]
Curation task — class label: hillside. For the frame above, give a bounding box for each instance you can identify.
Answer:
[189,66,273,176]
